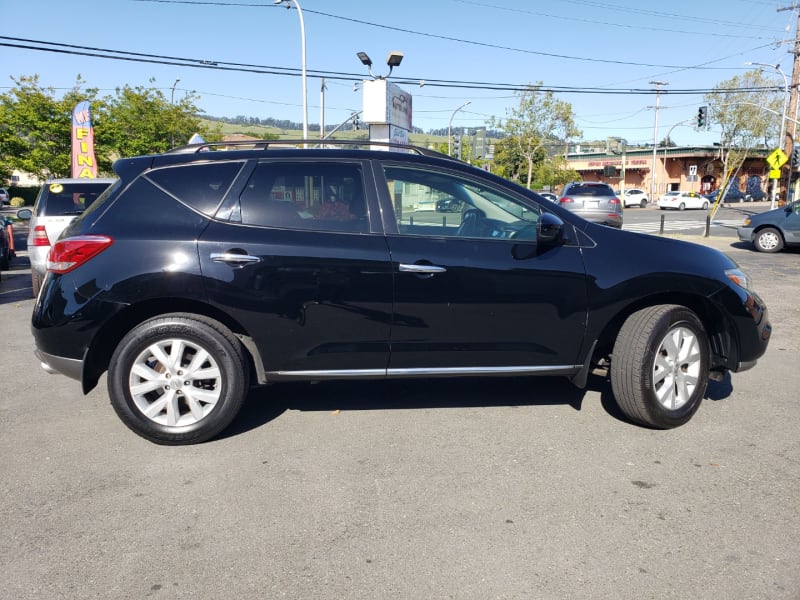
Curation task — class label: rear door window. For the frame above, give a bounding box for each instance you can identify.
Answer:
[235,162,369,233]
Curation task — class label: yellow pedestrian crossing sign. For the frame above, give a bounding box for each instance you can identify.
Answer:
[766,148,788,169]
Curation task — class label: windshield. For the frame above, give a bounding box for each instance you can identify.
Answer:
[39,181,115,216]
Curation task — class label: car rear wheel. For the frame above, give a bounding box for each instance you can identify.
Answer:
[678,202,686,211]
[108,314,249,445]
[753,227,783,253]
[639,199,647,208]
[31,271,44,297]
[610,305,709,429]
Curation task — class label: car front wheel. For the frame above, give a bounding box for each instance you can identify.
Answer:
[753,227,783,253]
[610,305,709,429]
[108,314,249,445]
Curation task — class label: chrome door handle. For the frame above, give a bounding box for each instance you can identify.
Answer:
[210,252,261,264]
[399,263,446,274]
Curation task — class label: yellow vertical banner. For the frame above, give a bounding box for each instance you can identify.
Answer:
[71,101,98,179]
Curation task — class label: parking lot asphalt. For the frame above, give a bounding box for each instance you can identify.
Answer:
[1,219,798,600]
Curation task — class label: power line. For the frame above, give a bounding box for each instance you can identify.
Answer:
[453,0,777,38]
[0,37,784,96]
[131,0,767,71]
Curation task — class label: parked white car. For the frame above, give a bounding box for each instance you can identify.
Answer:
[622,188,649,208]
[23,178,116,296]
[657,191,709,211]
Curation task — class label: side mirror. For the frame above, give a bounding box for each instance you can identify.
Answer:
[538,212,564,245]
[16,208,33,220]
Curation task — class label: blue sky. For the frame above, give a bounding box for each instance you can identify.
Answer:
[0,0,795,146]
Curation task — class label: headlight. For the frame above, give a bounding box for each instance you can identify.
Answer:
[743,217,751,226]
[725,268,750,290]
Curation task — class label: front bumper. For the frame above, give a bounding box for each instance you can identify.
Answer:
[737,226,754,243]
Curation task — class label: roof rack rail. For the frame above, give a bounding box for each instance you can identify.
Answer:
[164,138,452,160]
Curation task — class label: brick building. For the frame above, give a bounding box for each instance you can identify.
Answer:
[565,145,771,199]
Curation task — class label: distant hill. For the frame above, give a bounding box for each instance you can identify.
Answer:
[203,118,451,147]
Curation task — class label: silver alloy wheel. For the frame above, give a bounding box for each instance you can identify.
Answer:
[757,230,781,251]
[129,338,222,427]
[652,325,701,410]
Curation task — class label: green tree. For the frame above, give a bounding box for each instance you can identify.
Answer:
[98,80,222,160]
[704,69,780,198]
[490,84,581,189]
[0,75,222,182]
[0,75,101,180]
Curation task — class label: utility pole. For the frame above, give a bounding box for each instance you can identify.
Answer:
[778,5,800,202]
[649,81,668,203]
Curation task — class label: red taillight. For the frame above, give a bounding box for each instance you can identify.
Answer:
[609,198,621,206]
[47,235,113,274]
[32,225,51,247]
[559,197,574,204]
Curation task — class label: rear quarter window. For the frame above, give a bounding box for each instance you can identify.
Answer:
[145,161,245,216]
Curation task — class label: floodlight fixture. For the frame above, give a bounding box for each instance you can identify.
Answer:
[358,50,404,79]
[386,51,403,78]
[356,51,376,78]
[386,51,403,68]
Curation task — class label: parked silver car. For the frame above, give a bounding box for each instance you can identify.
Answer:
[558,182,623,228]
[737,200,800,252]
[25,178,116,296]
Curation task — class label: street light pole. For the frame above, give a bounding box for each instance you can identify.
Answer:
[275,0,308,140]
[649,81,668,203]
[448,101,471,156]
[747,62,788,209]
[170,78,180,104]
[662,119,690,193]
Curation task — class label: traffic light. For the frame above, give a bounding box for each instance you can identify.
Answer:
[452,133,462,158]
[697,105,708,129]
[603,165,618,177]
[792,145,800,169]
[352,112,360,131]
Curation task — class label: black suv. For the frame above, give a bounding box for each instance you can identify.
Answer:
[31,141,771,444]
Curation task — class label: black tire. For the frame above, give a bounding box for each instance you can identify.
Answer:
[702,201,709,210]
[678,202,686,211]
[639,199,647,208]
[610,305,710,429]
[753,227,784,253]
[108,314,249,445]
[31,271,43,297]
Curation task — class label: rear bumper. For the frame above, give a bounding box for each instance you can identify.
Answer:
[28,245,49,275]
[35,348,83,382]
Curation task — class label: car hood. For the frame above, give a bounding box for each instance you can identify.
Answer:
[582,222,739,282]
[747,205,788,224]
